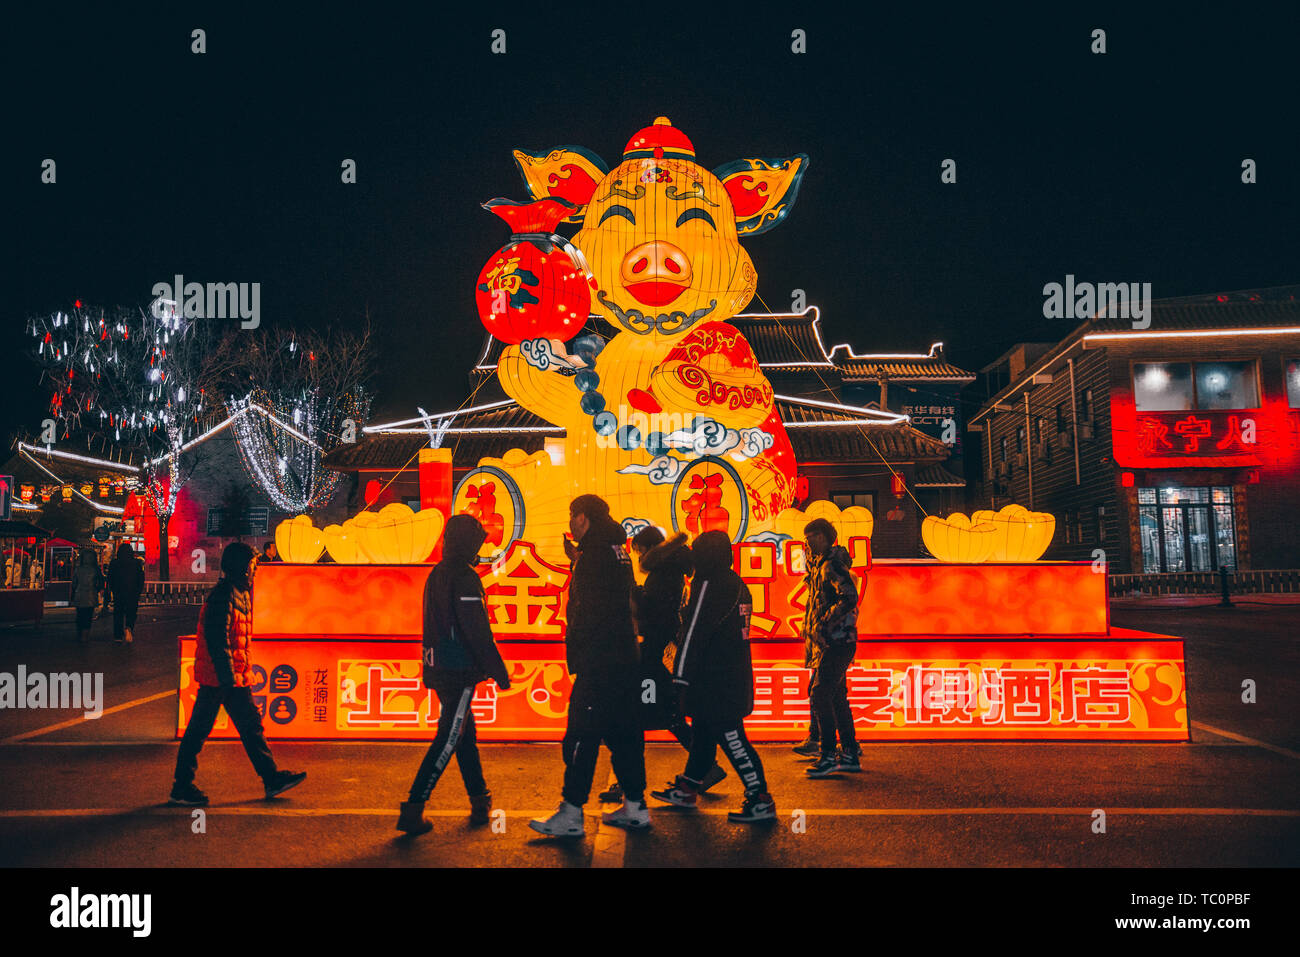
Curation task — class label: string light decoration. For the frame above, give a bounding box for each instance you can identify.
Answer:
[217,326,373,516]
[229,387,370,513]
[27,299,236,579]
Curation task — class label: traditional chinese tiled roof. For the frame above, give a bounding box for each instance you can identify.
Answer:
[835,357,974,380]
[786,419,951,464]
[325,399,949,471]
[323,404,559,471]
[1086,300,1300,333]
[913,464,966,487]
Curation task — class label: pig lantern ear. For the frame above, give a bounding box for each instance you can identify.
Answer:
[713,155,809,236]
[512,146,609,223]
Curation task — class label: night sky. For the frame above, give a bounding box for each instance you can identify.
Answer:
[7,6,1297,446]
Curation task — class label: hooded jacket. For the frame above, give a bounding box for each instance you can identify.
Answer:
[422,515,510,688]
[802,543,859,661]
[632,532,692,660]
[673,531,755,723]
[108,544,144,604]
[565,514,638,680]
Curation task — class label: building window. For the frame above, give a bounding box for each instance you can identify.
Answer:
[1063,510,1072,544]
[830,491,875,515]
[1096,505,1106,542]
[1034,417,1045,445]
[1079,387,1093,420]
[1055,402,1068,433]
[1000,436,1008,463]
[1286,359,1300,408]
[1134,361,1259,411]
[1134,362,1194,410]
[1076,510,1088,544]
[1016,426,1025,453]
[1138,484,1237,572]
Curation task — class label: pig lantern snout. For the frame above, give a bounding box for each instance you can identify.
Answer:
[620,240,693,307]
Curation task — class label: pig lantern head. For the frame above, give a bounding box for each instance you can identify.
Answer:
[513,117,807,338]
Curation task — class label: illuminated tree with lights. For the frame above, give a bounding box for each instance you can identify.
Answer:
[214,326,373,517]
[28,299,240,580]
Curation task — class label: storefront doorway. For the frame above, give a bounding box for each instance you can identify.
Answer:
[1138,486,1237,572]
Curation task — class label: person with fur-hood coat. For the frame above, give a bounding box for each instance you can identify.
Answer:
[598,528,725,803]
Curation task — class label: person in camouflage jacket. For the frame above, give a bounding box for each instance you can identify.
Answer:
[801,518,862,774]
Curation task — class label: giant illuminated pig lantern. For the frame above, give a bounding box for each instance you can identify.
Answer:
[457,118,807,562]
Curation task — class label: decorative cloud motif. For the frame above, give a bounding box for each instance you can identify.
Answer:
[662,416,774,461]
[618,454,688,485]
[621,517,651,538]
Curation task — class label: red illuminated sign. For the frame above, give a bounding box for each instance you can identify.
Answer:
[177,635,1187,741]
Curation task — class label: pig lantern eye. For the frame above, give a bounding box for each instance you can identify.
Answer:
[598,204,637,226]
[675,208,716,230]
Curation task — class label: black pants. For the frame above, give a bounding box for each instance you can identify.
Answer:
[174,685,278,785]
[562,673,646,806]
[684,717,767,794]
[810,643,858,757]
[407,677,486,802]
[113,598,138,641]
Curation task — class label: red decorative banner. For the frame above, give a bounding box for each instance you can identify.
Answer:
[251,542,1110,640]
[177,634,1187,741]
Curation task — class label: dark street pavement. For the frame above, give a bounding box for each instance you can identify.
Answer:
[1,600,1297,867]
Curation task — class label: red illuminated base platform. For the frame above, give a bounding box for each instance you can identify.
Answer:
[177,544,1188,742]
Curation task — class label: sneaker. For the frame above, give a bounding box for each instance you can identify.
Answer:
[805,755,841,778]
[168,782,209,807]
[791,738,821,758]
[728,790,777,824]
[837,749,863,773]
[601,799,651,830]
[698,763,727,793]
[650,777,699,809]
[264,770,307,799]
[529,801,585,837]
[597,781,623,803]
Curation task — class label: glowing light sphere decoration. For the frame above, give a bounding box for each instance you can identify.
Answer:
[479,117,808,546]
[475,198,597,345]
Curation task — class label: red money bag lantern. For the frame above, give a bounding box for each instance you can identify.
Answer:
[474,197,595,345]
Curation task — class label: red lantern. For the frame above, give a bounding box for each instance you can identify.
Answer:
[475,197,595,345]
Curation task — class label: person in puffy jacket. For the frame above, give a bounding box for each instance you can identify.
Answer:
[651,530,776,825]
[531,495,648,837]
[70,549,104,643]
[398,515,512,836]
[801,518,862,777]
[169,542,306,807]
[107,543,144,645]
